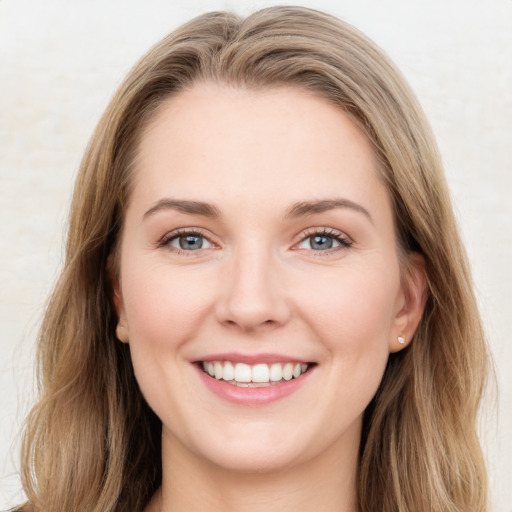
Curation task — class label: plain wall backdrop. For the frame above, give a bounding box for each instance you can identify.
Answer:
[1,0,511,509]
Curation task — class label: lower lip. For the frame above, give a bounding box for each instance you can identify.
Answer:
[196,365,313,407]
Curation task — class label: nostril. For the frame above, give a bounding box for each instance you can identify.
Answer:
[221,317,278,332]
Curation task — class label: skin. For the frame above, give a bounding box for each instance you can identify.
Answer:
[113,84,426,512]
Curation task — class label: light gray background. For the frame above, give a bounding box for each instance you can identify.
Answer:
[1,0,511,509]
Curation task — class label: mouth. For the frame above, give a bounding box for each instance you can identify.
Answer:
[199,361,314,387]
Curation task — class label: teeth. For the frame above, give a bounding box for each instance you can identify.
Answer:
[223,361,234,381]
[252,364,270,383]
[269,363,283,382]
[283,362,293,381]
[234,363,251,383]
[201,360,310,385]
[214,362,223,379]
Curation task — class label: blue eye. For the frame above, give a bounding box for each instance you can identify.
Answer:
[297,230,351,252]
[311,235,337,250]
[298,235,340,251]
[167,233,213,251]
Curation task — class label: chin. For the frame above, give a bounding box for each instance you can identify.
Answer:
[200,442,307,474]
[165,420,316,474]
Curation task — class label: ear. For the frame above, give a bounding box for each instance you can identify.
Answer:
[389,252,428,353]
[108,254,129,343]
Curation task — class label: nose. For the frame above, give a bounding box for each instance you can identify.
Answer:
[215,246,292,332]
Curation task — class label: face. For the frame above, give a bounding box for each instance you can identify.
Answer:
[114,84,425,473]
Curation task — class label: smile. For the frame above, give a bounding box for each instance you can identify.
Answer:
[201,361,311,387]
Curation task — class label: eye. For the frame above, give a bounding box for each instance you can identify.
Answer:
[296,229,352,252]
[164,231,214,251]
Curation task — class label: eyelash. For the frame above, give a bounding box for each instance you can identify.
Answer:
[158,228,215,256]
[296,228,353,254]
[158,227,353,256]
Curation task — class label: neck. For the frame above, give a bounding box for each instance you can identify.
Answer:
[148,425,360,512]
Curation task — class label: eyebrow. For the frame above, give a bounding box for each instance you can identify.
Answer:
[143,197,372,223]
[143,199,221,219]
[284,199,373,223]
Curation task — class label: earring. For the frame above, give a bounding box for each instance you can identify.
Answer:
[398,336,405,345]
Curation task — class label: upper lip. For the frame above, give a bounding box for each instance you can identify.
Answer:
[193,352,312,365]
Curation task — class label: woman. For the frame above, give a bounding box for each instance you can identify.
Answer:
[17,6,489,512]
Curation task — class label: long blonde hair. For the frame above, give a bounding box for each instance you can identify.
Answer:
[19,6,489,512]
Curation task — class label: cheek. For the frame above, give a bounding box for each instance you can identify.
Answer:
[122,260,214,345]
[277,263,400,446]
[292,260,400,409]
[296,263,400,349]
[119,261,219,409]
[119,261,216,420]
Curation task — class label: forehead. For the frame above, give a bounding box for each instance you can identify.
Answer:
[130,83,390,219]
